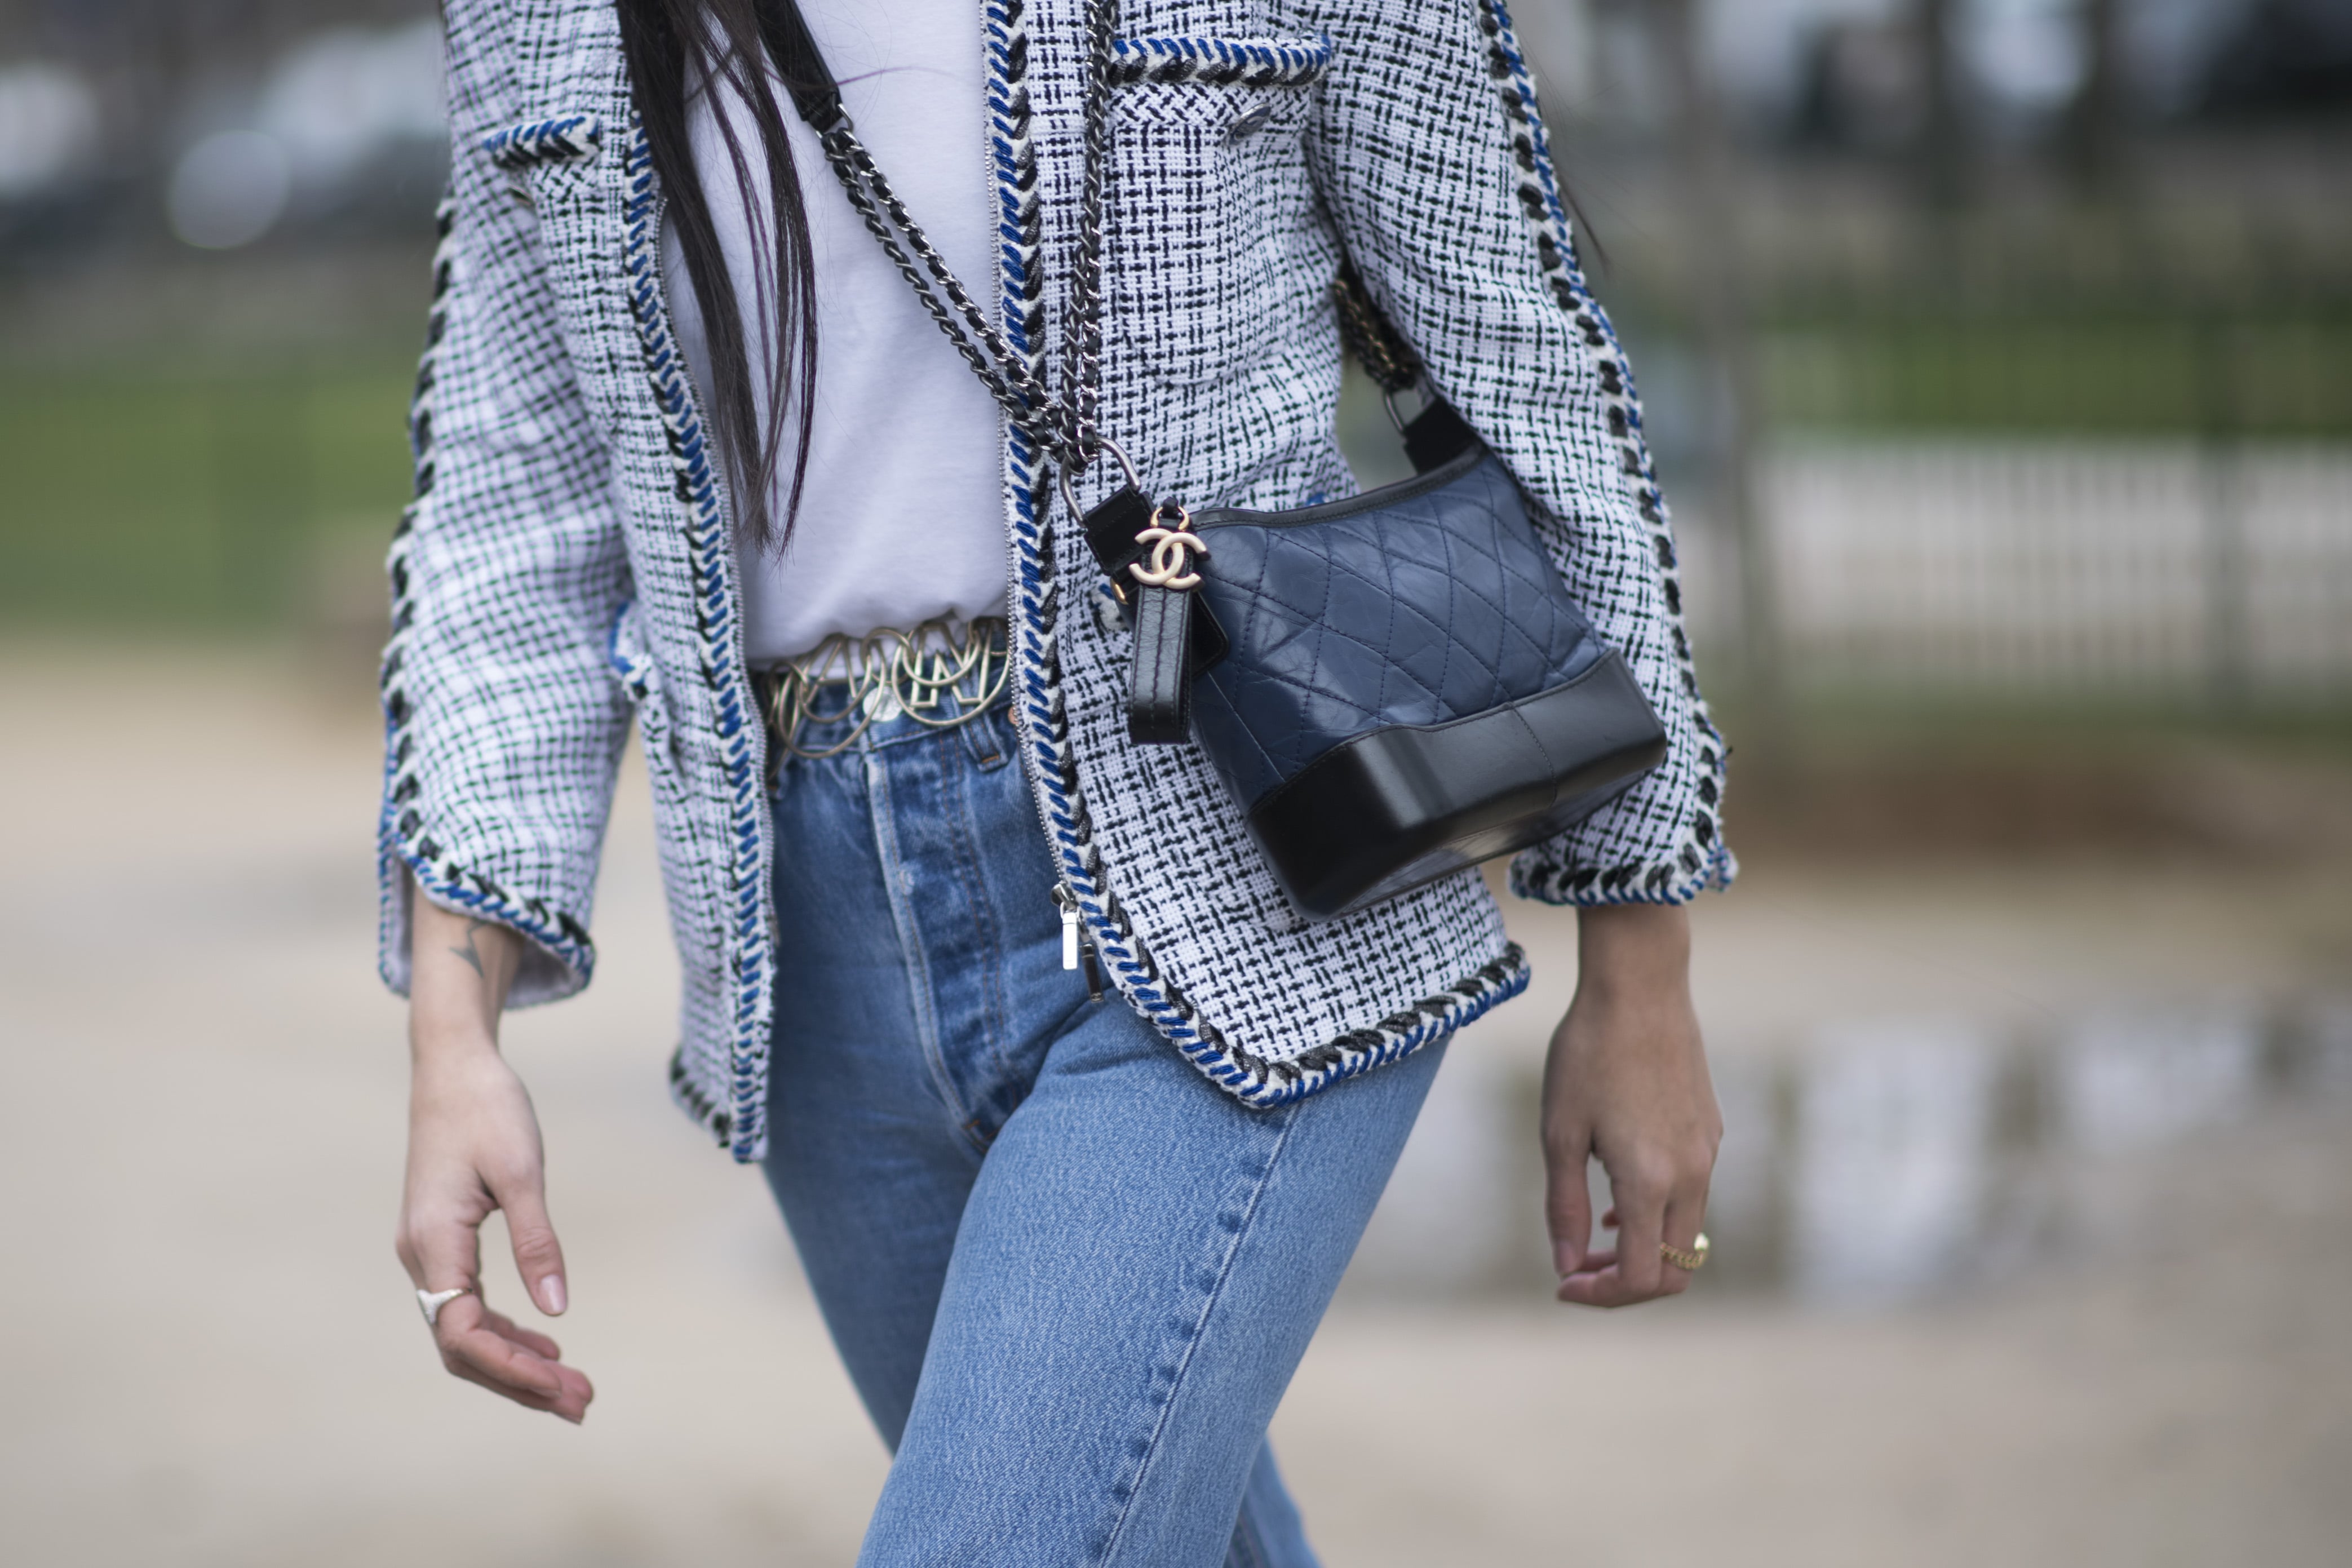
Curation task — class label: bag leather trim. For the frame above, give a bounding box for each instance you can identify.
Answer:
[1245,649,1669,920]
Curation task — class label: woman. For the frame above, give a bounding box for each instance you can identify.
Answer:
[387,0,1733,1562]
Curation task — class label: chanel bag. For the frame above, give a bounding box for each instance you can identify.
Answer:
[758,0,1667,919]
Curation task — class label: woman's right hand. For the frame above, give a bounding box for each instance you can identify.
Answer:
[395,885,594,1423]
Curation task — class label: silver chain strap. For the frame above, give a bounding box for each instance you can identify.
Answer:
[814,126,1061,449]
[1062,0,1118,464]
[803,0,1123,481]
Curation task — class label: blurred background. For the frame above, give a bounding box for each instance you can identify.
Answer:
[1,2,2346,1565]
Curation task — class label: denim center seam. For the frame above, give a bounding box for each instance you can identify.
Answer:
[859,733,972,1131]
[932,720,1024,1145]
[1090,1099,1306,1568]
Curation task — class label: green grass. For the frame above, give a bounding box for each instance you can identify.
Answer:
[1760,316,2352,436]
[1705,681,2352,756]
[3,312,2346,635]
[0,349,420,628]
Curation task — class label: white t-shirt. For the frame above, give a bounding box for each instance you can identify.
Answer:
[660,0,1007,665]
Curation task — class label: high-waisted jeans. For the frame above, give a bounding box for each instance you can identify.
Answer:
[758,693,1445,1568]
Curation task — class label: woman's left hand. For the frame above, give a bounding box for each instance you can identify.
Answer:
[1542,903,1721,1308]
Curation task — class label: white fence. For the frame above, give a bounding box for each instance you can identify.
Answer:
[1345,995,2352,1304]
[1682,439,2352,697]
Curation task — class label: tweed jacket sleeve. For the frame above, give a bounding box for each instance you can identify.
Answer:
[375,3,634,1004]
[1288,0,1734,905]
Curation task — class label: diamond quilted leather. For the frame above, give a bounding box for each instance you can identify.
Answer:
[1188,454,1610,810]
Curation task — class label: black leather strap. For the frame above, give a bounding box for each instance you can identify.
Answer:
[754,0,847,129]
[1081,484,1225,744]
[1334,260,1481,475]
[1127,583,1194,743]
[1401,400,1478,473]
[1080,484,1157,581]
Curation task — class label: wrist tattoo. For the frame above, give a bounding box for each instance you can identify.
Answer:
[449,918,493,980]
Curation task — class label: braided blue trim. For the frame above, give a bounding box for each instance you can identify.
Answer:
[986,0,1046,363]
[622,121,776,1160]
[1483,0,1734,907]
[482,113,603,171]
[377,191,598,993]
[1108,34,1333,87]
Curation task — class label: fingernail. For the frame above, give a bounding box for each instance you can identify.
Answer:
[1552,1242,1576,1281]
[541,1275,566,1315]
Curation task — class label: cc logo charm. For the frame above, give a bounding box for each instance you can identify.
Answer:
[1129,504,1208,592]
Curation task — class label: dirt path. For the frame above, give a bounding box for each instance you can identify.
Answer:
[2,645,2345,1567]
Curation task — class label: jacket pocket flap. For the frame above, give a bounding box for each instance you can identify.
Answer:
[482,113,604,171]
[1109,35,1331,88]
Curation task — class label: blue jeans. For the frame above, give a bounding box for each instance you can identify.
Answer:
[758,694,1445,1568]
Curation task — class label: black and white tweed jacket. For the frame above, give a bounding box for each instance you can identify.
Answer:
[379,0,1735,1160]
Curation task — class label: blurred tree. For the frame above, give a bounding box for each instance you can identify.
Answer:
[2065,0,2133,198]
[2200,0,2352,117]
[1914,0,1972,209]
[0,0,435,157]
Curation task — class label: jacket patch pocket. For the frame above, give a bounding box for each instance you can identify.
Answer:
[1105,37,1327,390]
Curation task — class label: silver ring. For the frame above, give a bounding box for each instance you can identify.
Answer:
[1055,435,1141,521]
[417,1284,473,1328]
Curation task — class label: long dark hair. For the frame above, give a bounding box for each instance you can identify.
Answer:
[617,0,818,548]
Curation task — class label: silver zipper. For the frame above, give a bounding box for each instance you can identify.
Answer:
[1050,883,1107,1003]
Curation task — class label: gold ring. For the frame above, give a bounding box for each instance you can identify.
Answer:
[1660,1233,1710,1272]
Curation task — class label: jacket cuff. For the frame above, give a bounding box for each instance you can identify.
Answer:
[376,828,596,1007]
[1507,839,1737,908]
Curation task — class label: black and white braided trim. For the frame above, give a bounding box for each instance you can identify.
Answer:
[1483,0,1734,906]
[482,113,603,171]
[377,191,597,990]
[1106,34,1332,87]
[993,4,1526,1108]
[667,1052,727,1139]
[622,125,776,1158]
[987,0,1049,378]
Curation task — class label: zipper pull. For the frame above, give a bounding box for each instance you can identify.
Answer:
[1053,885,1080,972]
[1053,884,1109,1003]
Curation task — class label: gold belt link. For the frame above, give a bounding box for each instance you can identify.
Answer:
[759,615,1010,763]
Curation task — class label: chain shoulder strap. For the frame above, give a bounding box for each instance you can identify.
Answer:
[752,0,1120,476]
[1331,260,1422,395]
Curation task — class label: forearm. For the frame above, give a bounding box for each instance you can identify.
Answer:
[1574,903,1692,1003]
[408,879,523,1065]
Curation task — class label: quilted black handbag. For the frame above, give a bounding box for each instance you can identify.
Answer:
[760,0,1667,919]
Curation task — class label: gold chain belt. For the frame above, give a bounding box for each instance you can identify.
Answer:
[754,615,1010,763]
